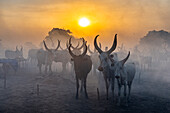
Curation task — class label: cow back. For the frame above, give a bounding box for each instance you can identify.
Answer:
[125,63,136,82]
[74,55,92,78]
[5,50,17,59]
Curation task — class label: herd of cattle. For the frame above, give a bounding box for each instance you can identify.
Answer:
[0,34,168,106]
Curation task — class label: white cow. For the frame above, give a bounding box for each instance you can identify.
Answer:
[68,41,92,99]
[94,34,117,100]
[111,52,136,106]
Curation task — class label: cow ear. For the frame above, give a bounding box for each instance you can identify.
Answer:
[71,58,74,61]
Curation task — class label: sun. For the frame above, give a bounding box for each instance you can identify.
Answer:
[78,17,90,27]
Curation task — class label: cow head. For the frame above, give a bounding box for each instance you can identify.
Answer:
[69,37,86,55]
[94,34,117,72]
[16,46,23,58]
[111,52,130,79]
[68,39,88,66]
[43,40,60,59]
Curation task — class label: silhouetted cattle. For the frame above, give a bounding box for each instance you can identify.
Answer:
[37,40,60,74]
[5,46,23,59]
[68,40,92,99]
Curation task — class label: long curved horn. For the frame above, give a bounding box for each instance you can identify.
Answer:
[59,45,64,50]
[68,37,75,49]
[70,37,85,50]
[68,44,76,58]
[76,38,85,50]
[43,40,52,52]
[106,34,117,54]
[69,37,72,45]
[79,43,87,57]
[94,35,103,54]
[99,42,102,49]
[66,41,69,50]
[55,40,60,51]
[71,42,80,49]
[75,42,80,48]
[88,45,94,54]
[69,37,79,49]
[120,51,130,65]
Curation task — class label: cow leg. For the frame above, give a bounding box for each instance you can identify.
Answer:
[84,78,88,99]
[49,64,52,74]
[80,79,84,93]
[138,68,141,83]
[62,63,66,72]
[124,83,128,106]
[76,77,79,99]
[38,65,42,74]
[111,77,115,101]
[45,65,48,74]
[93,65,96,76]
[127,82,132,102]
[104,76,109,100]
[117,79,121,106]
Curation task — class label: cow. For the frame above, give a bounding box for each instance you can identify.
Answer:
[68,37,86,73]
[37,40,60,74]
[69,37,85,55]
[94,34,117,100]
[27,49,39,65]
[5,46,26,69]
[68,41,92,99]
[111,52,136,106]
[5,46,23,59]
[53,38,84,73]
[53,41,71,72]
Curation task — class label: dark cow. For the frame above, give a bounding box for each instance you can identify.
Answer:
[37,40,60,74]
[68,41,92,99]
[69,37,85,55]
[50,38,86,73]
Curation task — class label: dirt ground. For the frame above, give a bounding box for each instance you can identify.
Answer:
[0,66,169,113]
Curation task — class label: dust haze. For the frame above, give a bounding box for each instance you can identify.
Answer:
[0,28,169,112]
[0,0,170,113]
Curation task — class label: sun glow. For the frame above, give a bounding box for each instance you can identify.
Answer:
[78,17,90,27]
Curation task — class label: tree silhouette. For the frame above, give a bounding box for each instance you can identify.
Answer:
[138,30,170,55]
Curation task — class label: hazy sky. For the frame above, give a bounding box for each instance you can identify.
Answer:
[0,0,170,49]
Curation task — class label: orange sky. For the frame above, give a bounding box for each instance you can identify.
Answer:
[0,0,170,49]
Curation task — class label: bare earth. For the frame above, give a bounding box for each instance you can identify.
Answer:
[0,68,169,113]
